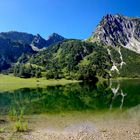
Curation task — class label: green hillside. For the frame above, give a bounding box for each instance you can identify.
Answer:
[10,39,140,80]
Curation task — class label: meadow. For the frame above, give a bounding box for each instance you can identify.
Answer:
[0,74,79,91]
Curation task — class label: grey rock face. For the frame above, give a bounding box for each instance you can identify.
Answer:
[31,34,48,49]
[92,14,140,53]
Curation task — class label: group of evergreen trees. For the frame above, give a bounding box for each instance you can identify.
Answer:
[13,64,42,78]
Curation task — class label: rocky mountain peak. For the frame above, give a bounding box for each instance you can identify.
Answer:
[31,34,47,49]
[91,14,140,53]
[47,33,65,43]
[31,33,65,50]
[49,32,60,37]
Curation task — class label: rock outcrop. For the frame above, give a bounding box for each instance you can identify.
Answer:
[92,14,140,53]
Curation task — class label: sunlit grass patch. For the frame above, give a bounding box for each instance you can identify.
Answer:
[0,74,79,92]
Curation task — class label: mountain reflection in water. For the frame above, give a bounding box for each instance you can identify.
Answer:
[110,81,127,110]
[0,80,140,115]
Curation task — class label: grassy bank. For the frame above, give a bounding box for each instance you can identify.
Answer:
[0,74,79,92]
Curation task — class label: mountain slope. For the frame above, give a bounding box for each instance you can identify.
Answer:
[90,14,140,53]
[0,31,35,44]
[105,45,140,78]
[14,40,112,79]
[0,37,35,71]
[13,39,140,79]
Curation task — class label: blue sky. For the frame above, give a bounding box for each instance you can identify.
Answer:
[0,0,140,39]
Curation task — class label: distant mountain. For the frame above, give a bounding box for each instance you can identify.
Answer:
[46,33,65,46]
[90,14,140,53]
[0,31,65,71]
[0,31,65,50]
[31,33,65,50]
[0,31,35,44]
[0,37,35,71]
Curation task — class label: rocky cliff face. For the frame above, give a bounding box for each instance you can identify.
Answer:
[92,14,140,53]
[31,34,48,50]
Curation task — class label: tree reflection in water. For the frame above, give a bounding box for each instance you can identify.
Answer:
[0,80,140,116]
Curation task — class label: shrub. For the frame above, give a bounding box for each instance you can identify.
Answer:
[14,120,28,132]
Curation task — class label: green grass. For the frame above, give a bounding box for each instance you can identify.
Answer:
[0,127,5,133]
[14,120,28,132]
[0,74,79,92]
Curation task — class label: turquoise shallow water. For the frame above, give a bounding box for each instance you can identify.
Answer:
[0,80,140,115]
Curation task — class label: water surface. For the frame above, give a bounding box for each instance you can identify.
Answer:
[0,79,140,116]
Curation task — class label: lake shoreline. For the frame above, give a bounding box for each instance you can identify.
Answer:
[1,74,140,92]
[0,77,140,140]
[1,106,140,140]
[0,74,80,92]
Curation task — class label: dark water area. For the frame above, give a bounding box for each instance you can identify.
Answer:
[0,80,140,115]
